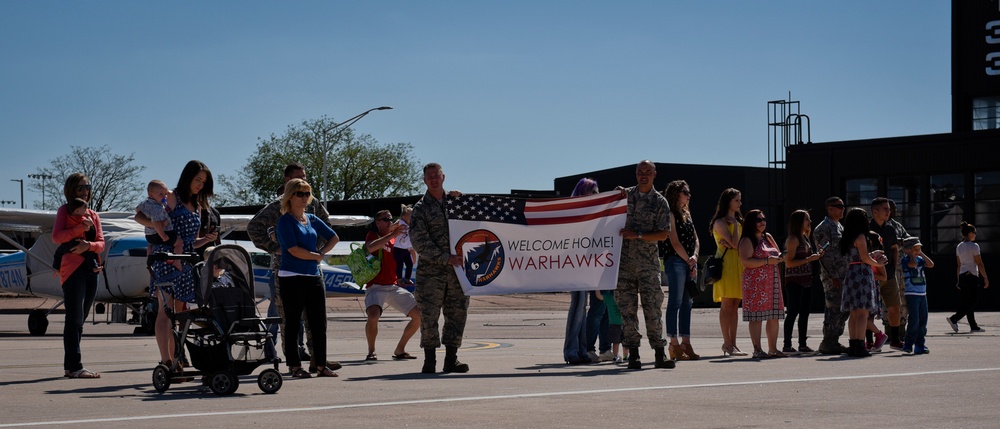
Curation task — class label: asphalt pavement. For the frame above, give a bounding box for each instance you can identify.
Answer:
[1,293,998,428]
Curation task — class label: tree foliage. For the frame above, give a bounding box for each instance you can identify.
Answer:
[28,145,145,211]
[224,116,421,204]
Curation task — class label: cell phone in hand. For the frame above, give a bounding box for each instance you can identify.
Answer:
[821,241,831,250]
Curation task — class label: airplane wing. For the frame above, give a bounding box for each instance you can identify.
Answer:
[220,214,372,234]
[0,208,57,234]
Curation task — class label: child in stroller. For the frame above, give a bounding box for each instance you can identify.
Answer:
[151,245,283,395]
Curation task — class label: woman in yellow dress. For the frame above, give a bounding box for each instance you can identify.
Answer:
[709,188,746,356]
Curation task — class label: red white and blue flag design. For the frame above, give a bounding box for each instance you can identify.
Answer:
[447,191,627,295]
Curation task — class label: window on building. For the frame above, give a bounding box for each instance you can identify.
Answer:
[974,171,1000,253]
[888,176,921,241]
[973,97,1000,130]
[930,174,965,254]
[845,178,878,209]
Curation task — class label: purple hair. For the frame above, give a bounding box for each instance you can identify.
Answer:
[571,178,599,197]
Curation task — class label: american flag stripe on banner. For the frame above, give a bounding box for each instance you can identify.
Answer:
[522,192,627,225]
[448,192,626,225]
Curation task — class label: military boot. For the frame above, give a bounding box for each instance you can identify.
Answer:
[627,347,641,370]
[442,345,469,373]
[421,347,436,374]
[654,347,675,369]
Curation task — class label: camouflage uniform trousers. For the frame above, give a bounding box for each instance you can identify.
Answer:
[614,268,667,349]
[414,264,469,349]
[820,276,849,338]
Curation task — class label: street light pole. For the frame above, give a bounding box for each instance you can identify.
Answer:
[9,179,23,209]
[317,106,392,202]
[27,174,53,209]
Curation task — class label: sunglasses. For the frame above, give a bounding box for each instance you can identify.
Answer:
[293,191,311,198]
[681,189,691,196]
[377,217,392,223]
[828,204,845,209]
[756,218,767,223]
[76,184,92,191]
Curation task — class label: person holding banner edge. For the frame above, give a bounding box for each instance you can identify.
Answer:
[616,160,674,370]
[564,178,601,365]
[410,162,471,374]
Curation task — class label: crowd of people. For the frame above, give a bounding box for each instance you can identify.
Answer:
[52,159,991,380]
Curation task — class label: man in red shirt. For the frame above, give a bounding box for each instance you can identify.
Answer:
[364,210,422,361]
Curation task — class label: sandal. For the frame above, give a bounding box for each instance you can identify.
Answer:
[66,368,101,379]
[365,353,378,361]
[392,352,417,360]
[289,367,311,378]
[315,367,339,377]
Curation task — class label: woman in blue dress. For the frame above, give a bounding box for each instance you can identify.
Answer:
[137,160,218,369]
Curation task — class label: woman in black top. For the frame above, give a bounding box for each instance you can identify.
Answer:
[661,180,700,360]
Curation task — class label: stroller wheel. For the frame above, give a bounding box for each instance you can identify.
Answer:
[208,371,239,396]
[257,369,283,394]
[152,365,171,393]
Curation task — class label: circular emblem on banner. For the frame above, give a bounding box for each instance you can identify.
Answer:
[456,229,505,287]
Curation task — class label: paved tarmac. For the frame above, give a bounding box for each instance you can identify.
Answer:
[1,293,998,428]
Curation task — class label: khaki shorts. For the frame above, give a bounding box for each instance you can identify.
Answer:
[878,277,901,308]
[364,284,417,315]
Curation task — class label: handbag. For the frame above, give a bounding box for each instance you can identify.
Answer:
[346,242,381,286]
[702,248,728,286]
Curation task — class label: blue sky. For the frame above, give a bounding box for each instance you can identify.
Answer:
[1,1,951,208]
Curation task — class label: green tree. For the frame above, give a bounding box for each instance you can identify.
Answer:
[223,116,421,203]
[28,145,145,211]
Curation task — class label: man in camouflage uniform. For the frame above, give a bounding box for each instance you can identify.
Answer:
[247,163,341,372]
[409,162,470,374]
[616,160,674,370]
[813,196,850,355]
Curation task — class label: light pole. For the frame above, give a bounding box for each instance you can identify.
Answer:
[9,179,23,209]
[27,174,53,209]
[316,106,392,202]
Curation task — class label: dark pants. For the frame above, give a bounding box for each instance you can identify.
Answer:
[393,247,414,282]
[278,275,327,369]
[784,281,812,348]
[586,291,610,353]
[949,273,982,329]
[61,266,98,372]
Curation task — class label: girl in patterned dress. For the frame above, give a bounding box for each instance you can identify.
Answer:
[738,209,785,358]
[838,207,887,358]
[136,160,219,369]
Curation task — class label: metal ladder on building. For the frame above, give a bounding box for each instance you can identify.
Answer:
[767,95,810,230]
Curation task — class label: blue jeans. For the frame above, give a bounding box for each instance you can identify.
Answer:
[62,266,98,372]
[563,291,588,361]
[586,291,610,353]
[664,256,693,338]
[904,294,928,348]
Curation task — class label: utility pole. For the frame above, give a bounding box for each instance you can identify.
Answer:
[9,179,23,208]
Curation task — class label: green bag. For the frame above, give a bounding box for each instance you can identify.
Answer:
[347,242,381,286]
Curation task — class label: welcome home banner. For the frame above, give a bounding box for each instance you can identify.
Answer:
[447,191,627,296]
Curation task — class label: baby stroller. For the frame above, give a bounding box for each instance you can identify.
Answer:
[151,244,283,395]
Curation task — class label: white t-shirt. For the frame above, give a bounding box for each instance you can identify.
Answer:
[956,241,981,276]
[395,219,412,250]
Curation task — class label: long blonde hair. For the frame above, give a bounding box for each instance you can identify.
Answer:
[280,178,313,214]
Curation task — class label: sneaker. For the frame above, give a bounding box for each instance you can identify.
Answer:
[781,346,797,354]
[598,350,615,362]
[865,342,874,351]
[888,341,904,351]
[971,327,986,333]
[872,331,888,352]
[945,317,959,333]
[902,345,913,354]
[613,355,624,364]
[798,345,815,353]
[917,346,930,354]
[587,351,600,363]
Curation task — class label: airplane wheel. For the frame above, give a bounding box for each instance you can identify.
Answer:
[94,303,105,314]
[209,371,239,396]
[257,369,282,394]
[28,310,48,336]
[152,365,171,393]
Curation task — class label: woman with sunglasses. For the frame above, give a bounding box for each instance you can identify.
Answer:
[709,188,746,356]
[738,209,785,358]
[51,174,104,378]
[276,178,339,378]
[661,180,700,361]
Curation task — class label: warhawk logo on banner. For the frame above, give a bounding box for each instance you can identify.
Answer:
[447,191,627,295]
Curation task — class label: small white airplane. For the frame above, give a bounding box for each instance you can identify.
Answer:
[0,208,379,336]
